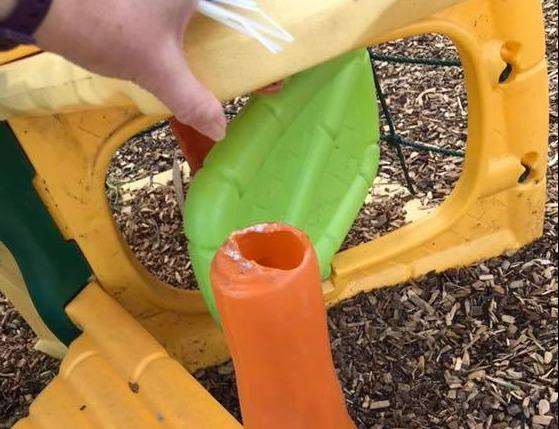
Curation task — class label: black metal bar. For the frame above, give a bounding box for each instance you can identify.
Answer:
[369,51,462,68]
[371,61,416,194]
[380,135,465,158]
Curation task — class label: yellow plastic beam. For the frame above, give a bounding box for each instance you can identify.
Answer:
[0,0,462,118]
[14,282,241,429]
[0,0,549,374]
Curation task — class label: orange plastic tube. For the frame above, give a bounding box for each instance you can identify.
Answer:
[210,223,355,429]
[169,119,215,175]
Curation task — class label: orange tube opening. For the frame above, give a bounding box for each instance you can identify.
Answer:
[235,230,305,271]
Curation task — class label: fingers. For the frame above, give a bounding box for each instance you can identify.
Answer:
[141,41,226,141]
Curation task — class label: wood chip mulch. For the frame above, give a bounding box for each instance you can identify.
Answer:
[1,2,557,427]
[0,297,58,428]
[106,122,180,184]
[112,184,198,289]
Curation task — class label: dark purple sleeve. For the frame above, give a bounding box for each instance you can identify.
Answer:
[0,0,52,51]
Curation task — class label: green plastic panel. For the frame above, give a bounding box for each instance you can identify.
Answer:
[184,50,380,321]
[0,122,91,344]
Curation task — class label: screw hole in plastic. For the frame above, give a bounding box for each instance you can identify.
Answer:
[498,41,521,84]
[499,63,514,84]
[518,163,532,183]
[518,152,539,184]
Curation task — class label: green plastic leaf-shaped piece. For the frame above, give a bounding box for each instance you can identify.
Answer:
[184,50,380,322]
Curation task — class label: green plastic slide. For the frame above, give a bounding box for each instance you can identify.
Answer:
[184,50,380,321]
[0,123,91,344]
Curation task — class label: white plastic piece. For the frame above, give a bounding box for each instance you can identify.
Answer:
[0,53,168,120]
[197,0,293,53]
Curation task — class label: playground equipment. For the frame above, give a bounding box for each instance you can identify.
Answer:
[0,0,549,427]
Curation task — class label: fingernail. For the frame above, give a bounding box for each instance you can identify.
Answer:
[204,122,226,142]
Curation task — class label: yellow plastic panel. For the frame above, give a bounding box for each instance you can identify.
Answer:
[14,282,241,429]
[327,0,549,301]
[7,109,231,369]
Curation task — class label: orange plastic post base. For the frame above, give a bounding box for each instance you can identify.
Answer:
[211,223,355,429]
[169,119,216,175]
[255,81,284,95]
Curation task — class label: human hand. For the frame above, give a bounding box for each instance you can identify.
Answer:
[35,0,226,141]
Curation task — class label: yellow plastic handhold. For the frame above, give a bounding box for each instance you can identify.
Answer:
[14,282,241,429]
[0,45,39,65]
[0,0,549,377]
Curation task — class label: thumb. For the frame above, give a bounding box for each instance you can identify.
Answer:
[141,42,226,141]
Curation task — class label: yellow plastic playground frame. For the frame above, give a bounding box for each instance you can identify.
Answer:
[0,0,549,422]
[1,0,549,370]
